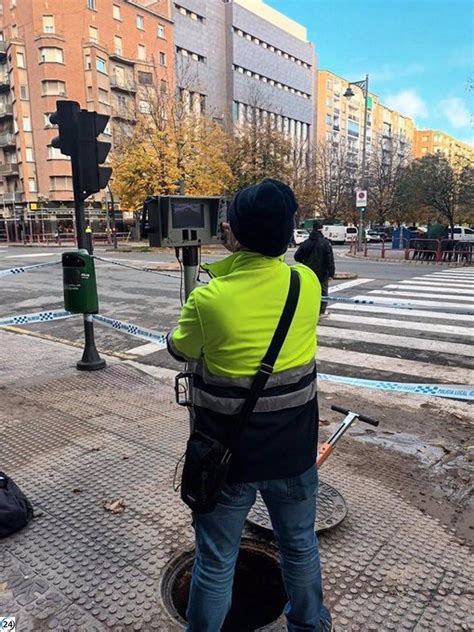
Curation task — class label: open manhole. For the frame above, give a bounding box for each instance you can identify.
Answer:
[247,480,347,535]
[162,539,287,631]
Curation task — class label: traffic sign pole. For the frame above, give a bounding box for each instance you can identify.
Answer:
[356,190,367,252]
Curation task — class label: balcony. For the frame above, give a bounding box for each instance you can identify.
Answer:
[109,51,135,66]
[0,162,19,176]
[0,132,15,146]
[0,103,13,118]
[0,75,10,92]
[112,108,135,121]
[1,191,23,203]
[110,75,137,93]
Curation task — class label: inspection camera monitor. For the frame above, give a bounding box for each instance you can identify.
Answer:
[143,195,228,247]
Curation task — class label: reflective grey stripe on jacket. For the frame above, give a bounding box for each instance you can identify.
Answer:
[192,360,317,414]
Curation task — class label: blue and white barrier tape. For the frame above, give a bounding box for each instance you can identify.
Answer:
[0,308,74,327]
[93,314,168,347]
[1,309,472,400]
[318,374,473,401]
[0,260,61,277]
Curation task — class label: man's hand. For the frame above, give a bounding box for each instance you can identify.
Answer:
[220,222,241,253]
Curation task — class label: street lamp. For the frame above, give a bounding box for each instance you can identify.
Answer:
[344,74,369,251]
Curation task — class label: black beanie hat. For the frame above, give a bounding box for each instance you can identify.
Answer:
[228,178,298,257]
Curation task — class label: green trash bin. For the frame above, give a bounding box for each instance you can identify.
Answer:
[62,250,99,314]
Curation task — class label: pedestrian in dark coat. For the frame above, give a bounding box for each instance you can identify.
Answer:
[294,220,335,315]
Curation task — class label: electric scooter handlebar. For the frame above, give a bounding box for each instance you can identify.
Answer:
[330,405,379,427]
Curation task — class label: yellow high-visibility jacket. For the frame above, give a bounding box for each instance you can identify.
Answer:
[168,251,321,483]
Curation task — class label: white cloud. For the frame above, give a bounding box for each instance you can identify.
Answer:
[385,89,428,119]
[439,97,471,129]
[369,62,425,82]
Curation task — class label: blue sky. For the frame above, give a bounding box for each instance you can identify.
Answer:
[267,0,474,145]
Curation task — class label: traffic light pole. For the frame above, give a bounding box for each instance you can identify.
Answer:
[71,150,106,372]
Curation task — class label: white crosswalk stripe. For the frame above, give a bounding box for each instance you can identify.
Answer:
[320,268,474,388]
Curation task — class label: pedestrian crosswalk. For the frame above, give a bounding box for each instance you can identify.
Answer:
[318,268,474,386]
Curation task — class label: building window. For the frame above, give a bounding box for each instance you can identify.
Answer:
[136,15,144,30]
[113,35,122,55]
[87,0,96,10]
[16,51,25,67]
[20,84,28,99]
[138,71,153,85]
[137,44,146,61]
[23,116,31,131]
[113,4,121,20]
[160,79,167,93]
[326,114,332,125]
[42,80,66,96]
[39,47,64,63]
[98,88,109,104]
[159,52,166,66]
[111,35,124,57]
[25,147,34,161]
[42,15,55,33]
[44,112,53,127]
[89,26,98,43]
[50,176,73,191]
[157,24,165,38]
[28,177,36,192]
[96,56,107,73]
[48,145,68,159]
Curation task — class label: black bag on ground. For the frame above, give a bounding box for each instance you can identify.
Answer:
[180,269,301,514]
[0,472,33,538]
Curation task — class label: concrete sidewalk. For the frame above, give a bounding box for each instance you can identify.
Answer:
[0,330,472,631]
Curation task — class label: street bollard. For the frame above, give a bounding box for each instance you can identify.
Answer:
[381,239,385,259]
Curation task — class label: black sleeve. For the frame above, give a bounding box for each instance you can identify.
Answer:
[295,239,311,263]
[326,241,335,278]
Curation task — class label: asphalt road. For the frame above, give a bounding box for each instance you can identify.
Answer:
[1,244,472,384]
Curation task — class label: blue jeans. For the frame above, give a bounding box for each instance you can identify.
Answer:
[186,466,331,632]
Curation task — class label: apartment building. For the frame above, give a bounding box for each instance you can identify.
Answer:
[172,0,316,149]
[316,69,416,170]
[0,0,173,214]
[414,129,474,166]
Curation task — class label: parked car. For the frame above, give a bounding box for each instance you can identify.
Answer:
[292,229,309,246]
[366,229,388,242]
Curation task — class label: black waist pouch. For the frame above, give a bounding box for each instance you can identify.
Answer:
[180,431,231,514]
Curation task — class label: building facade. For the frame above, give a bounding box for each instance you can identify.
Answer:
[316,69,416,168]
[0,0,173,216]
[414,129,474,166]
[172,0,316,149]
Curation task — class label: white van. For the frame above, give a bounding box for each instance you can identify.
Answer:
[322,225,358,245]
[453,226,474,241]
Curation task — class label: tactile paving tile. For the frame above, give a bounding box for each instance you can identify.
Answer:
[2,351,472,631]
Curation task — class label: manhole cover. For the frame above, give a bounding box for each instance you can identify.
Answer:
[162,539,286,631]
[247,480,347,534]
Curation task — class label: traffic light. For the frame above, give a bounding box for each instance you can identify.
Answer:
[49,100,112,200]
[50,100,80,156]
[77,110,112,198]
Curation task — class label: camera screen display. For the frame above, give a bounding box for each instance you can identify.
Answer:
[172,202,205,229]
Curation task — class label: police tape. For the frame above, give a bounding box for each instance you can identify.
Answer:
[0,308,74,327]
[318,374,474,401]
[92,314,168,346]
[1,309,472,401]
[0,259,61,277]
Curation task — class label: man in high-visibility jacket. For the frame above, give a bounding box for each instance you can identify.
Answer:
[168,179,332,632]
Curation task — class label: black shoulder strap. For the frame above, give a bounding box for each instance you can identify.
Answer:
[236,268,301,432]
